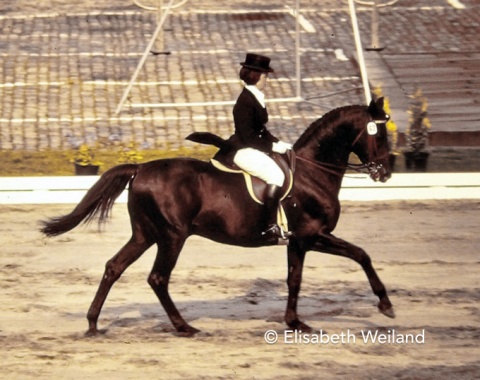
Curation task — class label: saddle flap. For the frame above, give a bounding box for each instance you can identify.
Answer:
[211,152,294,205]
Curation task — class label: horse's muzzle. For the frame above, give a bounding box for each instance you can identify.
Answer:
[368,163,391,183]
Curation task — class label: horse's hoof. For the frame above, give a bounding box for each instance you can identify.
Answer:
[175,325,200,337]
[84,328,107,337]
[378,304,396,319]
[287,320,313,333]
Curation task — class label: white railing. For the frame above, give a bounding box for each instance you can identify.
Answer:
[339,173,480,201]
[0,173,479,204]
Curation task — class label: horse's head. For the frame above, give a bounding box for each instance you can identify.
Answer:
[351,97,392,182]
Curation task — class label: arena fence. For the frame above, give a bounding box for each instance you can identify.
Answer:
[0,173,479,204]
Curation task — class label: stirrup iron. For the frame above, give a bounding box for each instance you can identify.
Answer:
[262,224,292,240]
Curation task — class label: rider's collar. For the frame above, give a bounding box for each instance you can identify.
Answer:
[245,85,266,108]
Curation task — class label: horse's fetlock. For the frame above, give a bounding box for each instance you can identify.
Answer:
[376,288,388,301]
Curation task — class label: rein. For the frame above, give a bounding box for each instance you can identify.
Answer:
[295,153,386,177]
[295,155,345,177]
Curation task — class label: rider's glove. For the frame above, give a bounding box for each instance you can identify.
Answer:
[272,141,293,154]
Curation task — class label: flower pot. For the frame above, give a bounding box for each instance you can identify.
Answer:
[74,163,100,176]
[404,151,429,172]
[388,154,397,172]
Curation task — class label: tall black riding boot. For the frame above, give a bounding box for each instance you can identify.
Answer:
[261,184,292,240]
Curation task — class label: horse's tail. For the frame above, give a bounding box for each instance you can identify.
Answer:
[40,164,138,237]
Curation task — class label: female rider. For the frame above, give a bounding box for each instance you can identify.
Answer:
[229,53,292,240]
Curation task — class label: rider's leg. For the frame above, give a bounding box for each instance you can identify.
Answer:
[261,183,292,239]
[233,148,291,239]
[233,148,284,185]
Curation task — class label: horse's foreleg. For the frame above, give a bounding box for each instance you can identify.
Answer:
[285,244,312,331]
[148,236,199,337]
[86,238,152,336]
[313,233,395,319]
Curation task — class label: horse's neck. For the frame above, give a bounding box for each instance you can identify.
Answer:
[294,147,348,187]
[296,129,353,169]
[294,106,368,190]
[294,116,361,190]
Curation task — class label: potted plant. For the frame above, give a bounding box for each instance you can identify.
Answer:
[72,144,102,175]
[403,88,431,172]
[117,141,143,164]
[372,88,399,170]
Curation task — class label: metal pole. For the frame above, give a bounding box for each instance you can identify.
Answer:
[115,0,175,114]
[369,0,382,50]
[348,0,371,104]
[153,0,165,53]
[295,0,301,99]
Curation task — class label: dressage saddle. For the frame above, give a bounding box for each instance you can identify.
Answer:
[186,132,295,205]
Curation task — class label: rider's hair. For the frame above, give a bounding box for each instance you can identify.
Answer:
[239,67,262,85]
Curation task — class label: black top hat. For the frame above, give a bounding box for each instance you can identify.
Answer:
[240,53,274,73]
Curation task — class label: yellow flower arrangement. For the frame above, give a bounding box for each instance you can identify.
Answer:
[72,144,103,167]
[405,88,431,153]
[117,142,144,164]
[372,87,399,154]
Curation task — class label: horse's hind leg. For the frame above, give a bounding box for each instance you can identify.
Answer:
[313,233,395,319]
[86,237,152,336]
[285,243,313,331]
[148,234,199,336]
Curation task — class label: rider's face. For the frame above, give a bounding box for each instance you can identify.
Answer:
[256,73,268,91]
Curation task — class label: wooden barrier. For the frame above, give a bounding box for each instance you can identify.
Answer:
[0,173,479,204]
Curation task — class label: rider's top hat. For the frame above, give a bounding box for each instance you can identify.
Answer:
[240,53,274,73]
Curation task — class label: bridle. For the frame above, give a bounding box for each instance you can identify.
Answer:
[349,117,390,178]
[295,116,390,179]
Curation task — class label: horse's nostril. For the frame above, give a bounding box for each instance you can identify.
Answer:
[380,172,392,183]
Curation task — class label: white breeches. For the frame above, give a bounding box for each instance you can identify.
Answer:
[233,148,285,187]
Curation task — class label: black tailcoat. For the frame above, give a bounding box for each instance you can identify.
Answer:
[229,88,279,153]
[213,88,280,165]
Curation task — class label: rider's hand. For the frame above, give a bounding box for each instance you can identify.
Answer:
[272,141,292,153]
[272,142,288,154]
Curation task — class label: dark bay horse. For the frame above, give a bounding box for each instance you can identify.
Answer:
[41,98,395,336]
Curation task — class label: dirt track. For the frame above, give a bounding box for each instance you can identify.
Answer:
[0,200,479,379]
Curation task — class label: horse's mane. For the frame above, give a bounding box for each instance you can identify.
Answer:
[294,104,365,148]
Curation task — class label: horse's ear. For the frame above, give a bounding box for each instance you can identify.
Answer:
[368,96,384,114]
[376,96,385,110]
